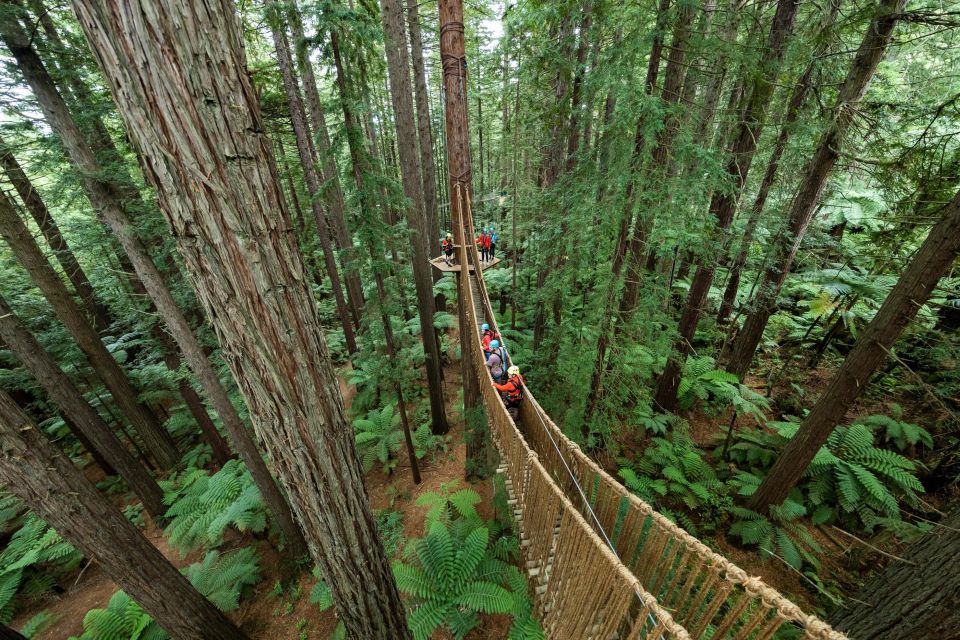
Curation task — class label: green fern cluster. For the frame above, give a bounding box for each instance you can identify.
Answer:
[416,481,481,524]
[70,547,262,640]
[353,405,448,474]
[0,513,82,623]
[853,406,932,452]
[677,356,769,419]
[619,436,731,534]
[161,459,268,554]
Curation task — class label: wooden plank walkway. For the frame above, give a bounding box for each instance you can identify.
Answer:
[429,255,501,273]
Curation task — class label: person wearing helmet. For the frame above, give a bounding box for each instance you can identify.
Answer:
[493,365,524,419]
[478,227,489,262]
[481,323,498,356]
[488,227,498,260]
[442,232,455,266]
[485,339,507,382]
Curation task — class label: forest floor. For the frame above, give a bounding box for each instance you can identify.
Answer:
[13,352,510,639]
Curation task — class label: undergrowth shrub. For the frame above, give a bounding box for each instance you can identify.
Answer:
[677,356,769,419]
[161,459,268,554]
[353,405,450,474]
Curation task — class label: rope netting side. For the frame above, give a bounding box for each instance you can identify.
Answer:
[458,242,689,639]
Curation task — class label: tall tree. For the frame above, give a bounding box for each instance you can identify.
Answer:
[0,136,112,333]
[0,389,247,640]
[1,9,307,555]
[749,187,960,510]
[653,0,800,412]
[0,294,165,519]
[269,12,358,355]
[70,0,411,634]
[0,183,178,468]
[380,0,450,435]
[725,0,907,378]
[828,506,960,638]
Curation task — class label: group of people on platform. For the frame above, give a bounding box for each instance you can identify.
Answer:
[477,227,497,262]
[439,227,498,266]
[480,322,524,419]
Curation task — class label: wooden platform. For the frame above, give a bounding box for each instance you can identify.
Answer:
[430,256,502,273]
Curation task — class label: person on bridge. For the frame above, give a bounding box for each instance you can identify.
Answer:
[485,339,506,383]
[481,323,498,357]
[478,228,489,262]
[488,228,497,260]
[493,365,524,419]
[442,233,455,266]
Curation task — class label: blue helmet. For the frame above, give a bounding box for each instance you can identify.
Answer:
[490,340,500,349]
[481,323,490,331]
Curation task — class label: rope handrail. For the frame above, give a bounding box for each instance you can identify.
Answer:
[451,184,846,640]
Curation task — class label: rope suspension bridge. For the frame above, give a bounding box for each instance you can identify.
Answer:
[434,188,847,640]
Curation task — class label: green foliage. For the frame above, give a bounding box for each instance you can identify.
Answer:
[161,459,268,554]
[0,513,82,623]
[619,436,730,534]
[727,489,822,573]
[676,356,769,419]
[19,611,57,638]
[70,592,166,640]
[182,547,262,612]
[353,405,448,474]
[416,481,481,525]
[853,405,932,452]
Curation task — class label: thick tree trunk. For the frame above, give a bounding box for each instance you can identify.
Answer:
[725,0,906,379]
[0,185,177,469]
[653,0,799,412]
[286,2,365,328]
[270,15,358,356]
[381,0,450,435]
[4,13,308,556]
[828,507,960,638]
[0,390,246,640]
[0,136,112,333]
[0,295,165,518]
[439,0,492,480]
[565,1,593,171]
[749,187,960,510]
[71,0,410,634]
[406,0,441,260]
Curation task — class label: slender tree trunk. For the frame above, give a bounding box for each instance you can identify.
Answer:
[275,138,305,236]
[726,0,906,379]
[406,0,441,260]
[0,295,165,519]
[286,2,365,328]
[381,0,450,434]
[828,506,960,638]
[653,0,799,412]
[565,1,593,171]
[0,136,112,333]
[270,14,358,355]
[0,390,246,640]
[749,187,960,510]
[0,186,177,469]
[71,0,411,634]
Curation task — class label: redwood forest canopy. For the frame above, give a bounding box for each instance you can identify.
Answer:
[0,0,958,638]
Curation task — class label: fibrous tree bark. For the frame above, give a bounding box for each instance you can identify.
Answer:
[439,0,493,480]
[653,0,799,412]
[725,0,907,378]
[70,0,410,634]
[269,12,358,356]
[0,135,112,333]
[0,294,165,519]
[380,0,450,435]
[0,390,246,640]
[828,506,960,638]
[2,10,308,555]
[0,179,178,469]
[748,187,960,510]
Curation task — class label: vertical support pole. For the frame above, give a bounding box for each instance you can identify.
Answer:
[438,0,491,480]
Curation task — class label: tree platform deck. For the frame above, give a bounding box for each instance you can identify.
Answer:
[429,256,501,273]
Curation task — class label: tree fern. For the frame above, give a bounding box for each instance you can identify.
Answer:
[353,405,404,473]
[416,481,481,525]
[182,547,261,612]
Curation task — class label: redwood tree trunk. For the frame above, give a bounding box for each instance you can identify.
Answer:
[749,187,960,510]
[0,390,246,640]
[828,507,960,638]
[725,0,906,378]
[0,181,178,469]
[70,0,410,634]
[653,0,799,412]
[270,14,358,355]
[381,0,450,435]
[0,294,165,519]
[0,136,112,333]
